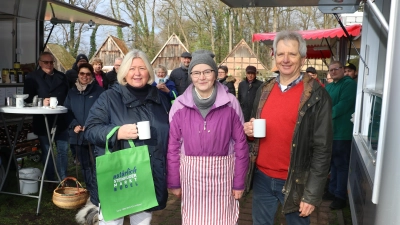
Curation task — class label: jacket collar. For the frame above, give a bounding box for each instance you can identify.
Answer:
[72,81,97,95]
[331,75,353,84]
[39,68,65,89]
[177,82,231,109]
[113,84,161,107]
[255,73,320,119]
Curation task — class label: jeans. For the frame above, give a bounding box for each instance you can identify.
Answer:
[99,210,152,225]
[38,130,69,181]
[75,144,95,194]
[329,140,352,200]
[252,168,310,225]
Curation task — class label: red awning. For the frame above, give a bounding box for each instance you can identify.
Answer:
[252,24,362,42]
[270,45,331,59]
[306,45,331,59]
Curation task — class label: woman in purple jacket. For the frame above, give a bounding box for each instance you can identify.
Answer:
[167,50,249,225]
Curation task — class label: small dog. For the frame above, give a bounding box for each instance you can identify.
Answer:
[75,198,99,225]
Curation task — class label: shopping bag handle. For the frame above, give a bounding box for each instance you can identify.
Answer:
[172,91,177,99]
[105,126,135,155]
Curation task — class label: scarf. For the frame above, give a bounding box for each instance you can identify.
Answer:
[192,84,217,118]
[75,78,94,93]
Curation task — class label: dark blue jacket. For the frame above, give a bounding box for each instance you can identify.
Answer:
[84,83,171,209]
[64,82,104,145]
[151,79,178,101]
[23,68,69,135]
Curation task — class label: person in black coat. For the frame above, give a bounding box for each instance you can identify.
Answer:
[64,63,104,196]
[84,49,171,224]
[169,52,192,95]
[217,65,236,96]
[91,57,109,90]
[238,65,263,122]
[65,54,89,89]
[23,52,70,181]
[105,57,123,87]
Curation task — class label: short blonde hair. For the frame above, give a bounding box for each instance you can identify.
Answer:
[155,65,167,73]
[117,49,154,85]
[91,58,103,67]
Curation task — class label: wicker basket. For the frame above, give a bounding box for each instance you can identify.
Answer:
[52,177,89,209]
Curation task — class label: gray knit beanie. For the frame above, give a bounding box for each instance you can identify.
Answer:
[188,50,218,78]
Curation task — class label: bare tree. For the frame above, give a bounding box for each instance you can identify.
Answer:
[110,0,124,39]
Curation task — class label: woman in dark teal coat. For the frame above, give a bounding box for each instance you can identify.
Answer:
[64,63,104,196]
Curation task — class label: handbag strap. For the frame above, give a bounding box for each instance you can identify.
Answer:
[105,126,135,154]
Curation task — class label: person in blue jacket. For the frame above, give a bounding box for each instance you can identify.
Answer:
[64,63,104,196]
[152,64,178,102]
[84,49,171,225]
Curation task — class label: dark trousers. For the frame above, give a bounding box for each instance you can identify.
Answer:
[72,144,95,195]
[329,140,352,200]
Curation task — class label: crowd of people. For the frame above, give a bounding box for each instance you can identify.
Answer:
[22,29,358,225]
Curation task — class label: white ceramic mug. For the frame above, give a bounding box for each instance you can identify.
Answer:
[253,119,266,138]
[137,121,151,140]
[15,97,24,108]
[49,97,58,108]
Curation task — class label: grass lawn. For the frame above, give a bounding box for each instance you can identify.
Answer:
[0,150,80,225]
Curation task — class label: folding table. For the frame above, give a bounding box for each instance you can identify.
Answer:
[0,106,67,215]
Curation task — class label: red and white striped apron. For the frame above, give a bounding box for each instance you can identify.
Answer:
[180,154,239,225]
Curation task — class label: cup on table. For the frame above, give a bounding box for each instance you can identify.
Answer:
[137,121,151,140]
[253,119,266,138]
[6,97,14,106]
[49,97,58,109]
[15,97,24,108]
[37,98,43,107]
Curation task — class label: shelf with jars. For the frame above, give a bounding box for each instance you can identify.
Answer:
[1,62,35,86]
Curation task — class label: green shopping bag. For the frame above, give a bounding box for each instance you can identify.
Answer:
[96,126,158,221]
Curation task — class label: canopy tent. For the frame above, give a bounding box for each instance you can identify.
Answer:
[253,24,361,59]
[252,24,361,42]
[45,0,130,27]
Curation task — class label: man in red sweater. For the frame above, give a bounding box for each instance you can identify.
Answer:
[244,31,332,225]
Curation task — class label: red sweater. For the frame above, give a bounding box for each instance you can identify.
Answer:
[256,82,303,180]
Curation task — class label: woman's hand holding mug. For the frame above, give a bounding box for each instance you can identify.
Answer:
[117,124,139,140]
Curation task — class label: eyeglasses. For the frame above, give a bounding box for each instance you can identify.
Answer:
[190,69,214,78]
[114,64,121,67]
[329,67,342,73]
[79,72,92,76]
[40,60,54,65]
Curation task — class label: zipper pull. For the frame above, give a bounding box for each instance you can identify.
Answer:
[203,121,206,130]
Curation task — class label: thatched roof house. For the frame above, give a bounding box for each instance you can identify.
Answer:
[219,39,268,85]
[151,33,189,72]
[44,43,75,73]
[90,35,129,68]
